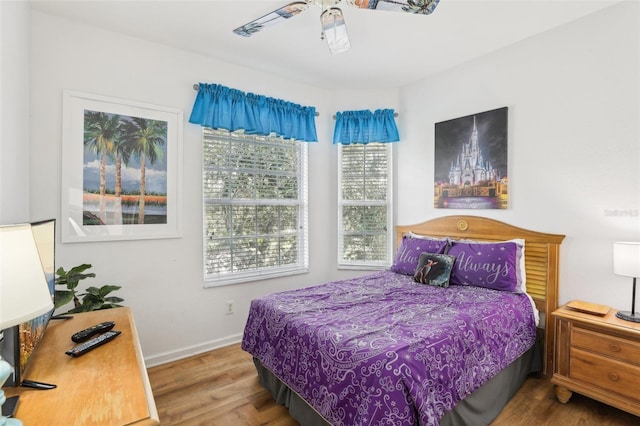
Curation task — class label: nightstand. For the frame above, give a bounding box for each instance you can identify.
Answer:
[551,303,640,417]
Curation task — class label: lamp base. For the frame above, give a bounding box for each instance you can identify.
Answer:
[615,310,640,323]
[1,359,22,426]
[1,396,18,417]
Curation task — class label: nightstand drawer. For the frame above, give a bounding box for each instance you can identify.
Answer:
[572,327,640,365]
[570,347,640,402]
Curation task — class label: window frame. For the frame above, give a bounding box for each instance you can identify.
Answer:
[202,128,309,287]
[337,142,394,270]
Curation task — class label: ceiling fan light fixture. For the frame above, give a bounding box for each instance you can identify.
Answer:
[321,7,350,55]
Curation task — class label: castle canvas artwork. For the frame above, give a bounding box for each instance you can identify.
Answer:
[434,107,508,209]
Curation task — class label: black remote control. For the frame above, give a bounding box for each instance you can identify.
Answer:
[65,330,121,357]
[71,321,115,343]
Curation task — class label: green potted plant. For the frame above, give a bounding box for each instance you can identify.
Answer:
[54,263,124,314]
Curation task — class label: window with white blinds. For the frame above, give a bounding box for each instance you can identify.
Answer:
[338,143,393,269]
[202,128,309,286]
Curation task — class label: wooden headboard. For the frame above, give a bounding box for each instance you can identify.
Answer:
[396,215,565,376]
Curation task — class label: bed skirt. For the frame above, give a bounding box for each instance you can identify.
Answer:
[252,340,541,426]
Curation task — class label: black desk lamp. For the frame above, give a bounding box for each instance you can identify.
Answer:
[613,242,640,323]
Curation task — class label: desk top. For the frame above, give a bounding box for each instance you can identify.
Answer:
[553,303,640,336]
[5,307,159,425]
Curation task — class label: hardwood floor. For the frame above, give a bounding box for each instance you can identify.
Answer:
[148,343,640,425]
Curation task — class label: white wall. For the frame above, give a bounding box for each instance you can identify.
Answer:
[0,1,30,224]
[27,11,398,364]
[397,1,639,310]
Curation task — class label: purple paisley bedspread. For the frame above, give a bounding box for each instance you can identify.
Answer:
[242,271,536,426]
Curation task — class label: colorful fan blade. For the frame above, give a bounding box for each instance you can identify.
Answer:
[345,0,440,15]
[233,2,310,37]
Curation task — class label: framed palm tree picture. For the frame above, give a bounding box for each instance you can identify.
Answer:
[61,90,183,242]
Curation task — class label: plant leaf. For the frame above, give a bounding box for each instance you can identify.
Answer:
[54,290,73,309]
[100,303,122,309]
[67,299,103,313]
[68,264,93,274]
[83,286,101,296]
[98,285,122,296]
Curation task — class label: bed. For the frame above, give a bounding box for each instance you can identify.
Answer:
[242,215,565,425]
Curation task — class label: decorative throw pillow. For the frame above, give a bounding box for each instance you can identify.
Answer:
[447,239,526,293]
[390,235,450,275]
[413,252,455,287]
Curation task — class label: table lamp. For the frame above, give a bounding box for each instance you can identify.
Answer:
[613,241,640,323]
[1,224,54,426]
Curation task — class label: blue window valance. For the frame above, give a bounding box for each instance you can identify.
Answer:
[333,109,399,145]
[189,83,318,142]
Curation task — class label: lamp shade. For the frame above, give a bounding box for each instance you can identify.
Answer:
[321,7,350,55]
[0,224,54,330]
[613,242,640,278]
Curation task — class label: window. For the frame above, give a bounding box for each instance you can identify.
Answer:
[202,128,308,286]
[338,143,393,269]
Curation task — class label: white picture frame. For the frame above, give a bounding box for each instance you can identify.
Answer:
[61,90,183,242]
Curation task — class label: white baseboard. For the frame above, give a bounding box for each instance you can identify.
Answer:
[144,333,243,367]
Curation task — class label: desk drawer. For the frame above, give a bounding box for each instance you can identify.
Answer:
[570,347,640,402]
[572,327,640,365]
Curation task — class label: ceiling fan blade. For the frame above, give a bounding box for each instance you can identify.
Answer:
[345,0,440,15]
[233,2,310,37]
[321,7,350,55]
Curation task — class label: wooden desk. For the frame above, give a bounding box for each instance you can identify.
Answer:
[4,307,159,425]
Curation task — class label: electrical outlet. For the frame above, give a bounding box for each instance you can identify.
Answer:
[225,300,234,315]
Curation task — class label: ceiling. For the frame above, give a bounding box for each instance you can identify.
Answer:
[30,0,622,89]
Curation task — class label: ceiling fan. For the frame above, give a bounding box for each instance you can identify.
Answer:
[233,0,440,54]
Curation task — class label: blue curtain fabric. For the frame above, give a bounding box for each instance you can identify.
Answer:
[333,109,399,144]
[189,83,318,142]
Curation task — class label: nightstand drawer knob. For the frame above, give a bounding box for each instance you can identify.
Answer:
[609,344,621,352]
[608,373,620,381]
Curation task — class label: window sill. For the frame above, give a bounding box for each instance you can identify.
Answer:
[336,264,388,271]
[203,266,309,288]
